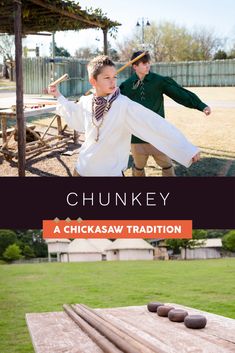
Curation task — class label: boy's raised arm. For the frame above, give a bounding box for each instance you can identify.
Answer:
[48,84,85,132]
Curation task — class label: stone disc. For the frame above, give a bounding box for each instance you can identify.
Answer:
[168,309,188,322]
[157,305,175,317]
[147,302,164,312]
[184,315,207,329]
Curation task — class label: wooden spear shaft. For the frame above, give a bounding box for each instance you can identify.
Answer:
[69,304,141,353]
[63,304,122,353]
[71,304,147,353]
[81,304,164,353]
[116,51,148,74]
[49,73,69,86]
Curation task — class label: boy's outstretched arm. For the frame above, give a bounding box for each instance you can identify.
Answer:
[125,98,200,168]
[162,77,212,116]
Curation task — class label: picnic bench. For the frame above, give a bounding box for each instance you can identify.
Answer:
[26,303,235,353]
[0,102,78,161]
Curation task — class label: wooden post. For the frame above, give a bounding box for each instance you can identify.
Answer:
[73,130,79,144]
[103,28,108,55]
[1,114,8,148]
[14,0,26,176]
[56,115,62,136]
[51,32,55,83]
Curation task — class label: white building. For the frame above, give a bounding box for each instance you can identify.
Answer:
[181,238,222,260]
[105,239,154,261]
[87,239,112,260]
[46,238,70,262]
[61,239,102,262]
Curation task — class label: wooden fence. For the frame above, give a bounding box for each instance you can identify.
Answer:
[23,57,235,96]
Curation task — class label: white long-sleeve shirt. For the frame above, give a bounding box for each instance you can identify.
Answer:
[57,94,199,176]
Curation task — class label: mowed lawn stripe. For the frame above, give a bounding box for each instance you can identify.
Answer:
[0,258,235,353]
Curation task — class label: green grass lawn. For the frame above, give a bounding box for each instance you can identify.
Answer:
[0,258,235,353]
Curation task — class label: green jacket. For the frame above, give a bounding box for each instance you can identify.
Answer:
[119,72,207,143]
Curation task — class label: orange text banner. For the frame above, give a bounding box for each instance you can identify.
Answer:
[43,220,192,239]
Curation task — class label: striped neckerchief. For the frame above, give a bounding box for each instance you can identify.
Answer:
[92,88,120,121]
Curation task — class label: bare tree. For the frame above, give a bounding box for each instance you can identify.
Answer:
[116,36,140,61]
[145,21,193,62]
[116,21,222,62]
[0,34,15,79]
[0,34,14,60]
[74,46,96,59]
[190,28,221,60]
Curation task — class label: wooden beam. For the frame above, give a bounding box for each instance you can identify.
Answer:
[28,0,105,29]
[103,28,108,55]
[14,0,26,177]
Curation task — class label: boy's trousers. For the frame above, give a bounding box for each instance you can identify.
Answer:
[131,143,175,177]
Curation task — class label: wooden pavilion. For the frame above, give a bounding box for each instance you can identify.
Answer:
[0,0,120,176]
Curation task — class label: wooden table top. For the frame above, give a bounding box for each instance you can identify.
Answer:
[0,105,56,118]
[26,304,235,353]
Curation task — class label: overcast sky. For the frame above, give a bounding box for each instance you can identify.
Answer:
[23,0,235,56]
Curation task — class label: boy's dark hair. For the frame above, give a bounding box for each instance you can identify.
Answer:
[131,51,150,65]
[87,55,115,79]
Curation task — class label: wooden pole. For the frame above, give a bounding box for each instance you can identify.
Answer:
[71,304,143,353]
[63,304,122,353]
[116,51,147,74]
[48,73,69,87]
[14,0,25,177]
[51,32,55,83]
[103,28,108,55]
[81,304,164,353]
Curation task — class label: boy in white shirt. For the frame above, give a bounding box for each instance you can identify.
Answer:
[48,55,200,176]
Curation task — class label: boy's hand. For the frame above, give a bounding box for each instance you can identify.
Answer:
[192,152,200,163]
[203,106,211,116]
[48,85,60,98]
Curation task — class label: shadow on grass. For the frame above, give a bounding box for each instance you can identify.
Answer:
[127,154,235,176]
[6,142,80,177]
[175,157,235,176]
[2,146,235,177]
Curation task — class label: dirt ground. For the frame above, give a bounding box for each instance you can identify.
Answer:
[0,87,234,177]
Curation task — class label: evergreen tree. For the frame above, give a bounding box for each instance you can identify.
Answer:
[0,229,17,258]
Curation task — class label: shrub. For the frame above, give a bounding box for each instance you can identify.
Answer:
[3,243,22,262]
[222,231,235,252]
[0,229,17,258]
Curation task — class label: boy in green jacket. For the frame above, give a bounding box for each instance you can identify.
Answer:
[120,51,211,176]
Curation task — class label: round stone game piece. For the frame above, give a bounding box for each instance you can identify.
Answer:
[147,302,164,312]
[157,305,175,317]
[168,309,188,322]
[184,315,207,329]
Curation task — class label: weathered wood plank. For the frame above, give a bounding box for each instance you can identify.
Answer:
[26,312,103,353]
[96,305,235,353]
[167,303,235,343]
[26,305,235,353]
